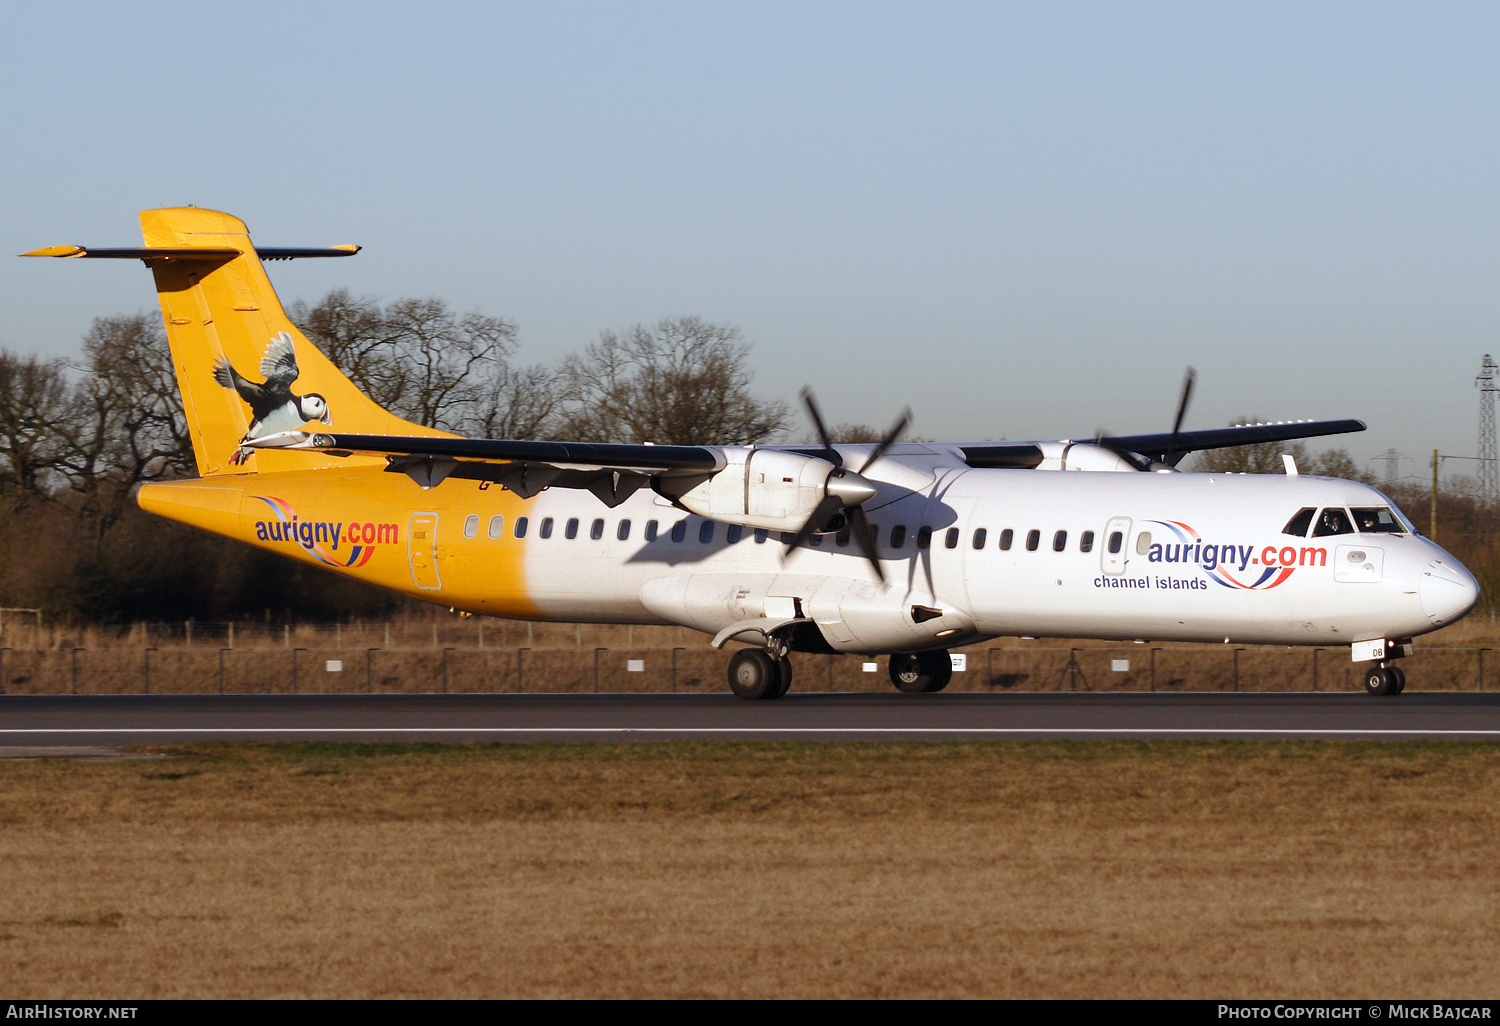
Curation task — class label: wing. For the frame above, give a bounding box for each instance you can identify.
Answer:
[258,332,300,391]
[1103,419,1366,463]
[959,420,1365,469]
[212,357,270,408]
[242,432,725,503]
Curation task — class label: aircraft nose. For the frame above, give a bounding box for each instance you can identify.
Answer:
[1419,558,1480,627]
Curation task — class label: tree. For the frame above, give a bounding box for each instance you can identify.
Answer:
[293,289,540,435]
[54,315,196,532]
[0,351,70,501]
[557,316,789,444]
[472,362,564,440]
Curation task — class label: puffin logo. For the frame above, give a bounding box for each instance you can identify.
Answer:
[214,332,332,465]
[1145,520,1324,590]
[252,496,394,569]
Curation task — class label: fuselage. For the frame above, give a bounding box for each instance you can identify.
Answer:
[139,444,1479,656]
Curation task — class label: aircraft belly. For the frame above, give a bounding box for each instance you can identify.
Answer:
[638,571,973,653]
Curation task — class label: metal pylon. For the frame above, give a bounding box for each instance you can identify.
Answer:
[1478,355,1499,505]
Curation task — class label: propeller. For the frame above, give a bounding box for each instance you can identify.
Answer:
[1164,366,1196,467]
[785,389,910,581]
[1091,365,1196,469]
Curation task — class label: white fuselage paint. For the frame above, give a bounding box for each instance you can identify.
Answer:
[482,447,1476,655]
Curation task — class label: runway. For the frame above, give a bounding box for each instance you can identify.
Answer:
[3,691,1500,744]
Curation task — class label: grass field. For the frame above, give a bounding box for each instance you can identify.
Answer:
[3,741,1499,998]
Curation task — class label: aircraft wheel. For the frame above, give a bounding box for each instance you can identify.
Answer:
[772,657,794,699]
[728,649,781,700]
[1389,666,1406,695]
[889,651,951,694]
[1363,665,1396,697]
[923,655,953,693]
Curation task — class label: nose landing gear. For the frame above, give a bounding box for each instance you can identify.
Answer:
[1363,663,1406,697]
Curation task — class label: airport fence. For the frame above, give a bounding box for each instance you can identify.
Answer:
[0,618,1492,695]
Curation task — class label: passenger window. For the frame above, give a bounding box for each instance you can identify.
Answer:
[810,534,823,547]
[1053,530,1067,552]
[539,517,554,539]
[671,521,687,543]
[945,528,960,549]
[590,518,604,540]
[1312,508,1355,537]
[1080,530,1094,553]
[781,532,795,545]
[972,528,987,549]
[1352,507,1404,534]
[699,521,714,543]
[1135,531,1151,555]
[1026,529,1040,551]
[617,519,632,541]
[836,527,851,547]
[727,524,743,544]
[463,514,479,539]
[754,528,768,544]
[514,516,529,539]
[999,529,1013,551]
[565,517,579,540]
[1108,531,1123,554]
[917,527,932,549]
[488,515,505,540]
[1283,508,1315,537]
[889,525,906,548]
[644,520,659,542]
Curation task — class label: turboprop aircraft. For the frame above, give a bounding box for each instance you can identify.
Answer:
[24,207,1480,699]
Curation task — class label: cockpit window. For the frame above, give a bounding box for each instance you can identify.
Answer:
[1282,508,1315,537]
[1352,507,1404,534]
[1311,507,1355,537]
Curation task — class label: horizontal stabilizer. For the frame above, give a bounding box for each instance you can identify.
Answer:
[19,245,359,260]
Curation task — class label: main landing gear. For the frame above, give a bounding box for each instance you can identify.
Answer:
[727,649,793,700]
[888,651,952,694]
[724,649,956,699]
[1363,663,1406,697]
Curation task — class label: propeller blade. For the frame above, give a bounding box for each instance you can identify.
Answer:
[784,493,845,556]
[857,407,911,474]
[1165,366,1196,465]
[800,387,834,455]
[847,505,885,582]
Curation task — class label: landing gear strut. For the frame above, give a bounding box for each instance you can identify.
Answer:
[1363,663,1406,697]
[889,651,952,693]
[727,649,793,700]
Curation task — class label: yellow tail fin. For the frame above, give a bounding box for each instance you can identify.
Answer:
[138,207,445,476]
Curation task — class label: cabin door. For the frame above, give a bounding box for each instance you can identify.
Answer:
[1100,517,1132,576]
[409,512,442,590]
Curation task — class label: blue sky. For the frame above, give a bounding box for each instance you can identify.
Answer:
[3,2,1498,485]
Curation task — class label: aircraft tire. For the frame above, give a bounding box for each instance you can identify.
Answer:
[728,649,781,700]
[923,654,953,693]
[772,657,794,698]
[1363,666,1396,697]
[889,651,951,694]
[1389,666,1406,694]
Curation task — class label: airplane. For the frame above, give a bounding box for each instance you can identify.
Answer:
[23,207,1480,699]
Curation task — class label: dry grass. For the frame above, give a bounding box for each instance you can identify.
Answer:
[2,741,1500,998]
[5,611,1500,695]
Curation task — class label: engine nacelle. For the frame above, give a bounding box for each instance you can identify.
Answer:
[1035,441,1153,472]
[660,448,838,533]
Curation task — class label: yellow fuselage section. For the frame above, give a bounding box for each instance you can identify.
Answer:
[139,468,540,619]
